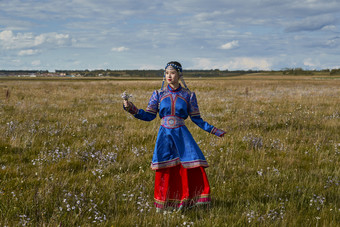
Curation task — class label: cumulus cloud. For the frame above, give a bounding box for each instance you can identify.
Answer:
[220,40,239,50]
[111,46,129,52]
[0,30,72,50]
[0,30,13,40]
[18,49,40,56]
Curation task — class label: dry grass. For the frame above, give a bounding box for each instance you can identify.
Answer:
[0,75,339,226]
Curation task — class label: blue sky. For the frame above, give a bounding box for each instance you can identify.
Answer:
[1,0,340,71]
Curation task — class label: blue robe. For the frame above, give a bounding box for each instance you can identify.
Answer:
[124,84,225,170]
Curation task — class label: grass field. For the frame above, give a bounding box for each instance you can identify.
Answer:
[0,75,339,226]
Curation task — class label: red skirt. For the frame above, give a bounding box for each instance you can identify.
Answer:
[154,164,211,210]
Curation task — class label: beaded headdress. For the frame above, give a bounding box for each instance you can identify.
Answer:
[165,63,182,73]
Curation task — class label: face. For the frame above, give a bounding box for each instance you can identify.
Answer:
[165,69,180,86]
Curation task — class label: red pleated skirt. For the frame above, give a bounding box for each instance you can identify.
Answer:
[154,164,211,210]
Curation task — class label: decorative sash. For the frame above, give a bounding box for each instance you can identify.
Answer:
[161,116,185,129]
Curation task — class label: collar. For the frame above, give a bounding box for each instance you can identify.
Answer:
[168,84,182,92]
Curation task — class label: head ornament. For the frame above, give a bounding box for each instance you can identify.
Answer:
[165,63,182,73]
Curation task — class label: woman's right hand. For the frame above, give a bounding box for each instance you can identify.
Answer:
[123,100,130,108]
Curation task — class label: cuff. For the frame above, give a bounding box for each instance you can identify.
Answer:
[210,127,226,137]
[123,102,139,115]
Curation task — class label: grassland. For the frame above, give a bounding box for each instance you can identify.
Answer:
[0,75,339,226]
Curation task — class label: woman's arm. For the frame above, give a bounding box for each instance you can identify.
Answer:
[123,90,159,122]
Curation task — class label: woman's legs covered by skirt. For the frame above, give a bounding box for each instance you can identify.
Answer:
[154,164,211,211]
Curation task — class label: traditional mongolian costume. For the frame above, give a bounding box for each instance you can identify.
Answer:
[124,63,225,210]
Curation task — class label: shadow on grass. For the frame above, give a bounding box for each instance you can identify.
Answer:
[211,198,236,210]
[0,141,24,154]
[181,198,236,215]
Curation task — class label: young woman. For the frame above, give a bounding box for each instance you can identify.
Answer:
[123,61,225,211]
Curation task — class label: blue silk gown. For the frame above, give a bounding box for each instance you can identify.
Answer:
[124,84,225,170]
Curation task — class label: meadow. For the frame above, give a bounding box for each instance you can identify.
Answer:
[0,75,339,226]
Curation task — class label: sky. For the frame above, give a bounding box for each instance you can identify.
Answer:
[1,0,340,71]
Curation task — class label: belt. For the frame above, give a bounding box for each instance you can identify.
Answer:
[161,116,185,129]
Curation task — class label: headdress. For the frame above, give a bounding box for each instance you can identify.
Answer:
[165,63,182,73]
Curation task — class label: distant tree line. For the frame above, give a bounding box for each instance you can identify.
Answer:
[54,69,164,77]
[1,68,340,77]
[330,68,340,75]
[0,70,48,75]
[54,69,260,77]
[281,68,340,75]
[282,68,314,75]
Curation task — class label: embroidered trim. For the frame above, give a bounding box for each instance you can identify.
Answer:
[123,102,138,115]
[151,159,208,170]
[160,94,172,102]
[167,84,182,93]
[211,127,217,135]
[189,92,200,115]
[151,158,181,170]
[146,108,157,115]
[211,127,226,137]
[161,116,185,129]
[181,159,209,169]
[146,90,159,113]
[189,111,200,117]
[154,194,211,210]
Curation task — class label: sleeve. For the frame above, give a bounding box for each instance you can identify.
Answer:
[189,92,226,137]
[123,90,159,122]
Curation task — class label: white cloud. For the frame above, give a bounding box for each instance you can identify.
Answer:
[32,60,41,66]
[0,30,72,50]
[192,57,272,70]
[0,30,34,49]
[191,58,216,69]
[111,46,129,52]
[0,30,13,40]
[303,58,318,68]
[138,64,160,70]
[322,25,337,31]
[18,49,40,56]
[226,57,271,70]
[220,40,239,50]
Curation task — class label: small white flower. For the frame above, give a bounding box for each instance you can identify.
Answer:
[121,91,132,100]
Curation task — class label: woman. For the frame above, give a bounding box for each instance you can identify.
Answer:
[123,61,225,211]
